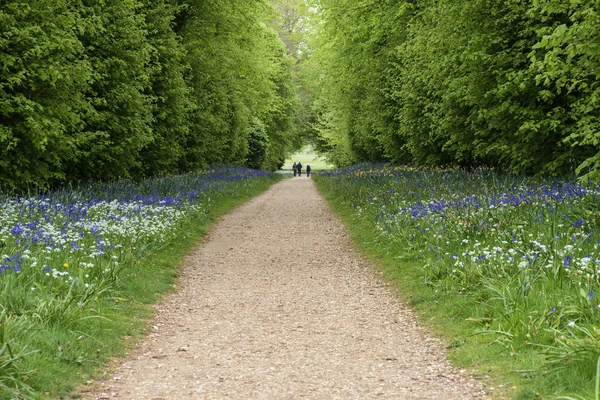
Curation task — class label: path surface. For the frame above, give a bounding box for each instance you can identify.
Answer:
[84,177,487,399]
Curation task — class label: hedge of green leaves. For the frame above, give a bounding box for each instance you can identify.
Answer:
[306,0,600,182]
[0,0,300,192]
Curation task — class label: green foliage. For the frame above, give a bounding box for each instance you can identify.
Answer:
[272,0,308,55]
[529,1,600,183]
[246,118,269,169]
[0,169,282,398]
[64,0,154,182]
[260,28,299,170]
[0,0,300,192]
[315,164,600,398]
[175,0,298,172]
[271,0,314,153]
[0,0,93,190]
[137,0,192,177]
[305,0,410,167]
[306,0,600,179]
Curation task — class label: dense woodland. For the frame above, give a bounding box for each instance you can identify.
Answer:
[1,0,600,191]
[0,0,300,191]
[306,0,600,182]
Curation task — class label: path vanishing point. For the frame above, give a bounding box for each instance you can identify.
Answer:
[83,177,487,399]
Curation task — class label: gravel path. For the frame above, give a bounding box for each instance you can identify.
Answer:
[84,177,487,399]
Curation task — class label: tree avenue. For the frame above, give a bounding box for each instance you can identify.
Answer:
[0,0,298,191]
[1,0,600,191]
[304,0,600,182]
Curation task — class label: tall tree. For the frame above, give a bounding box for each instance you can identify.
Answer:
[528,0,600,182]
[175,0,298,171]
[0,0,93,190]
[65,0,154,182]
[138,0,192,177]
[306,0,600,179]
[305,0,412,166]
[0,0,301,191]
[260,27,299,170]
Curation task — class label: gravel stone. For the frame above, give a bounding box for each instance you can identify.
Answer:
[82,177,488,399]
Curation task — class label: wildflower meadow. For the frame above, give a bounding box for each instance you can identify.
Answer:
[315,164,600,398]
[0,167,279,399]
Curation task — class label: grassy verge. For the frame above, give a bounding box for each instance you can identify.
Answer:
[313,166,600,400]
[282,146,334,171]
[0,169,282,399]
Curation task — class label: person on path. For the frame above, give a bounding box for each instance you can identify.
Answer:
[292,162,297,177]
[306,164,311,178]
[297,162,302,177]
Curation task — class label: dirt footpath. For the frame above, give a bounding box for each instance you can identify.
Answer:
[84,177,487,399]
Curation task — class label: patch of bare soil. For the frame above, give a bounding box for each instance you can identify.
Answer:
[82,177,487,399]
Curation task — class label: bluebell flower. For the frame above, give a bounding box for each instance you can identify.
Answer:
[564,255,572,267]
[10,222,24,236]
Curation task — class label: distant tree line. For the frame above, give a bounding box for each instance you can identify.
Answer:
[306,0,600,182]
[0,0,300,191]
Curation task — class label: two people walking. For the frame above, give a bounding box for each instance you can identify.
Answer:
[292,162,311,178]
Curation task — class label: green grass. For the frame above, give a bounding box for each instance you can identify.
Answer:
[313,166,600,400]
[313,183,538,399]
[313,185,522,399]
[1,172,282,400]
[282,146,334,171]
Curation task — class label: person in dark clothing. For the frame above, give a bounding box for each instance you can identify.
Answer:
[297,162,302,177]
[306,164,311,178]
[292,162,297,177]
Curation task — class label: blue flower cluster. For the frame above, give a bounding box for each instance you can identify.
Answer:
[320,164,600,339]
[0,167,271,285]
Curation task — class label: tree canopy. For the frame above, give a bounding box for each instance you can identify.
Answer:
[2,0,600,190]
[0,0,299,191]
[304,0,600,181]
